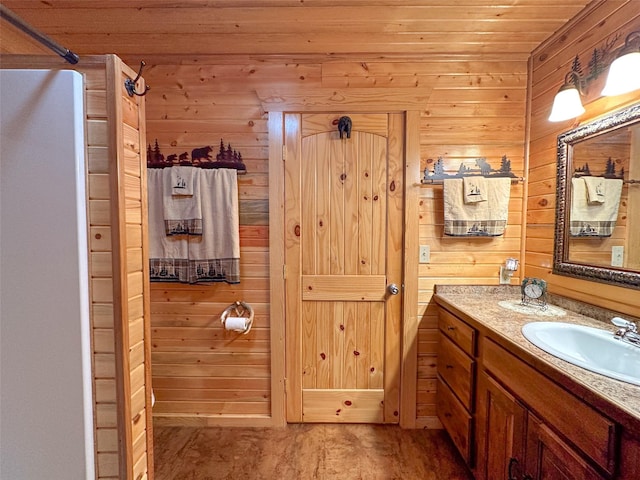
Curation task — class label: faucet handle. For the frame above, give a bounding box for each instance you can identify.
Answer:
[612,317,637,332]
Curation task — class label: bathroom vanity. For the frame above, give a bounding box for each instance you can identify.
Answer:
[434,286,640,480]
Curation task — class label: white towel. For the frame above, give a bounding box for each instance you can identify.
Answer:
[570,178,623,237]
[463,176,487,203]
[582,176,605,204]
[444,177,511,236]
[163,167,203,235]
[171,166,196,195]
[148,169,190,282]
[188,169,240,284]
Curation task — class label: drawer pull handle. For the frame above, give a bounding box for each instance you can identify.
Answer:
[447,325,456,331]
[445,364,454,369]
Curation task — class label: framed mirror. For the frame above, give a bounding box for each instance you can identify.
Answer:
[554,102,640,289]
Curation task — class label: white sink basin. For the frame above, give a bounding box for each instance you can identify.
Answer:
[521,322,640,387]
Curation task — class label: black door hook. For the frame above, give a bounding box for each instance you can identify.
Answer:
[125,61,150,97]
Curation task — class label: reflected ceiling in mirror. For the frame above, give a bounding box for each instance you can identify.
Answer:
[554,102,640,289]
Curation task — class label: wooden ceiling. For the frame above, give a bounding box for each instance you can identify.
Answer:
[1,0,594,61]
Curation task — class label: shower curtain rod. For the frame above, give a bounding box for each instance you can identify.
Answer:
[0,5,79,64]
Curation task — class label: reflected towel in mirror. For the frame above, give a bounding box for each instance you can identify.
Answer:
[582,176,606,204]
[570,178,623,236]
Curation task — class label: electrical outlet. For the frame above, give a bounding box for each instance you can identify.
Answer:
[419,245,430,263]
[611,246,624,267]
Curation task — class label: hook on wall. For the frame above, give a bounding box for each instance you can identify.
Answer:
[125,61,150,97]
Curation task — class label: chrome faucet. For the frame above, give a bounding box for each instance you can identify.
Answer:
[612,317,640,347]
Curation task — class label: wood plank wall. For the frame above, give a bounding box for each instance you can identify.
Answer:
[142,52,529,428]
[109,59,154,480]
[527,0,640,317]
[146,62,274,426]
[86,58,123,480]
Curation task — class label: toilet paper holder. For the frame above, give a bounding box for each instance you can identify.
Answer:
[220,301,254,334]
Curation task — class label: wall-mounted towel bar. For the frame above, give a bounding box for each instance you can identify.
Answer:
[148,139,247,174]
[421,155,523,184]
[573,173,640,184]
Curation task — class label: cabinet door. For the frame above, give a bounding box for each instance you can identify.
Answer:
[476,371,527,480]
[525,414,607,480]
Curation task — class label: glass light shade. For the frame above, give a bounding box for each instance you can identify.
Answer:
[548,86,585,122]
[601,51,640,96]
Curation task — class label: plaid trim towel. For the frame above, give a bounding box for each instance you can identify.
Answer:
[188,169,240,284]
[570,177,623,237]
[148,168,241,284]
[444,177,511,236]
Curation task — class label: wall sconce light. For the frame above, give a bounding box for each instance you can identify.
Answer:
[499,258,519,285]
[549,30,640,122]
[601,30,640,96]
[548,70,586,122]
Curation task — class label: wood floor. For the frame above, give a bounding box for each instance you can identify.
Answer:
[153,424,473,479]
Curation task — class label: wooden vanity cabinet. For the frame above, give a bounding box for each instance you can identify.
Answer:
[436,304,640,480]
[436,308,478,465]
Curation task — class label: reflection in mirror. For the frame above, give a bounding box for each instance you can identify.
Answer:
[554,102,640,289]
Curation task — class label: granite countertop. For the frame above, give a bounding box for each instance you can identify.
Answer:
[433,285,640,432]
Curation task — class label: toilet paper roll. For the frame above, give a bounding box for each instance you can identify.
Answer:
[224,316,249,332]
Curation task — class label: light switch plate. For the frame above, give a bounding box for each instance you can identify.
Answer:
[419,245,430,263]
[611,246,624,267]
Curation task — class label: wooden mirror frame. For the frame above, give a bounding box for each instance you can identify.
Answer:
[554,102,640,289]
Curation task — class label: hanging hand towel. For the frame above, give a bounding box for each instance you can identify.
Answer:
[148,169,190,282]
[187,169,241,284]
[444,177,511,236]
[582,176,606,204]
[570,178,623,237]
[463,176,487,203]
[171,166,196,195]
[163,167,203,235]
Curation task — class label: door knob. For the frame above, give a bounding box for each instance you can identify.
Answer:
[387,283,400,295]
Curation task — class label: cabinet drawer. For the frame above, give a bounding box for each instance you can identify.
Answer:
[483,338,617,476]
[437,376,473,465]
[439,308,476,356]
[438,332,475,410]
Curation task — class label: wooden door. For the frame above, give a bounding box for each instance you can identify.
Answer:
[284,113,404,423]
[475,371,527,480]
